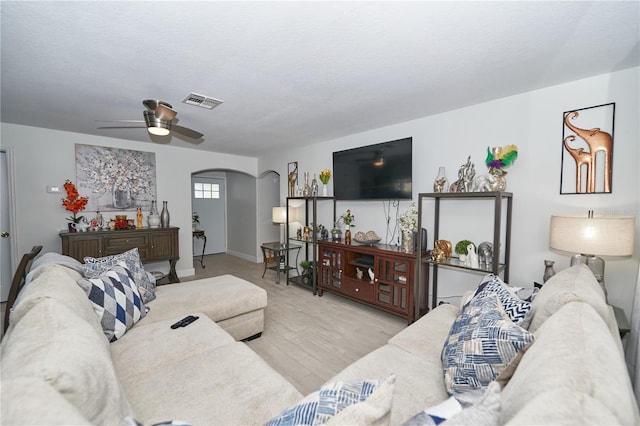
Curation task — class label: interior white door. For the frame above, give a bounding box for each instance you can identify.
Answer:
[1,151,13,302]
[192,176,226,255]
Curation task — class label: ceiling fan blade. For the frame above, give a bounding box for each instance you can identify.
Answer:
[155,104,177,121]
[97,125,146,130]
[172,125,204,140]
[96,119,145,123]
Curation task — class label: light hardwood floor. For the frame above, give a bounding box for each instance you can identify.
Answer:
[183,253,407,395]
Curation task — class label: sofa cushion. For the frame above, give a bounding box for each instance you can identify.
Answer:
[389,303,459,357]
[119,342,303,425]
[1,377,92,425]
[83,247,156,304]
[266,374,395,426]
[77,261,146,342]
[442,293,534,395]
[111,313,236,378]
[500,301,639,425]
[525,264,608,333]
[8,263,104,338]
[470,274,531,324]
[402,381,501,426]
[327,343,449,426]
[1,297,134,424]
[144,274,267,325]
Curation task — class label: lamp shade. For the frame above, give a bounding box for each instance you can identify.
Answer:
[550,214,635,256]
[272,207,287,224]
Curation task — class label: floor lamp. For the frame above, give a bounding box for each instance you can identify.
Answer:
[272,207,287,245]
[549,211,635,298]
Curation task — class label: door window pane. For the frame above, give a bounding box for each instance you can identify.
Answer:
[194,183,220,199]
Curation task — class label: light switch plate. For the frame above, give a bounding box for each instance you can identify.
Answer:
[47,185,62,193]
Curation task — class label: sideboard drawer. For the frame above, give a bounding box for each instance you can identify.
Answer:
[103,234,148,257]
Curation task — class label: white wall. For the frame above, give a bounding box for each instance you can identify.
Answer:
[259,67,640,317]
[225,171,258,261]
[0,124,258,277]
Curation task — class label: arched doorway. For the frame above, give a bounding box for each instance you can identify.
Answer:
[190,168,280,263]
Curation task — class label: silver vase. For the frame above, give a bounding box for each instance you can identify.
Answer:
[160,201,170,227]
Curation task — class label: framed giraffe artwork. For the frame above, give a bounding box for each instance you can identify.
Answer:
[560,102,615,194]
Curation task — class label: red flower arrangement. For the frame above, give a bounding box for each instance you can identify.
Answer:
[62,179,88,223]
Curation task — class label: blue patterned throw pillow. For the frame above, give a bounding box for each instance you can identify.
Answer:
[471,274,531,324]
[83,247,156,304]
[442,293,534,395]
[77,261,146,342]
[266,375,395,426]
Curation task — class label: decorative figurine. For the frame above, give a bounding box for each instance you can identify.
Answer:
[477,241,493,267]
[467,243,479,268]
[136,207,143,229]
[450,156,475,192]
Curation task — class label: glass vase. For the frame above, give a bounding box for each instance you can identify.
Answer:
[401,230,414,253]
[345,225,352,245]
[433,166,448,193]
[543,260,556,283]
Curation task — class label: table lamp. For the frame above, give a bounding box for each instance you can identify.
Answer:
[272,207,287,244]
[549,211,635,297]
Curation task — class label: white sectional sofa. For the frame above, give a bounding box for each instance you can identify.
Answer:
[1,251,638,425]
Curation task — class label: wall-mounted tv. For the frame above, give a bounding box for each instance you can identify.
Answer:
[333,137,412,200]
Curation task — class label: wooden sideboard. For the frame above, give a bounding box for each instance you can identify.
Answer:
[317,241,427,323]
[60,227,180,283]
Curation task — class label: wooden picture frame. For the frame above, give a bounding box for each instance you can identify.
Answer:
[560,102,615,194]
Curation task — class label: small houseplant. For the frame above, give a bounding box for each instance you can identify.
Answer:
[192,212,200,229]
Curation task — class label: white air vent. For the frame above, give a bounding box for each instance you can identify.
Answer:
[182,93,224,110]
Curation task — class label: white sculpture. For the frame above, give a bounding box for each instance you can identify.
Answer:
[368,268,375,282]
[467,243,479,268]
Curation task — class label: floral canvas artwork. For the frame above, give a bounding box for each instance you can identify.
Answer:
[75,144,157,212]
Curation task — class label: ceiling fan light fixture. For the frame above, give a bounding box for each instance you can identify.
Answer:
[373,151,384,167]
[144,110,171,136]
[147,125,170,136]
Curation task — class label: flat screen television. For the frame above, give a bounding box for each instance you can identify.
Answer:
[332,137,412,200]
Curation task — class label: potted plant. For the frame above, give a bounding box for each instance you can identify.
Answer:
[455,239,474,261]
[61,180,88,232]
[192,212,200,230]
[300,260,314,284]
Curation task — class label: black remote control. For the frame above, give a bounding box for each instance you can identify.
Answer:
[170,315,199,329]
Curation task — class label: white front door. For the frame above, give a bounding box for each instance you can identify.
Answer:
[192,176,226,255]
[1,151,13,302]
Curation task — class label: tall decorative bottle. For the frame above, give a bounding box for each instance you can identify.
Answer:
[433,167,448,193]
[303,172,311,197]
[311,174,319,196]
[345,225,352,245]
[160,201,170,227]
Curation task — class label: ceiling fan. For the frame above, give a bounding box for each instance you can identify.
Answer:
[97,99,204,141]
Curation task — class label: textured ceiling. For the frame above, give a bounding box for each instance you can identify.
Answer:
[1,1,638,157]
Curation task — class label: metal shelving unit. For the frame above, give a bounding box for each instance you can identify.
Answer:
[285,196,336,294]
[415,191,513,314]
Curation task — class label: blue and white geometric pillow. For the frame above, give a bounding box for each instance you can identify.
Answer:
[83,247,156,304]
[265,375,394,426]
[442,293,534,395]
[471,274,531,324]
[77,260,146,342]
